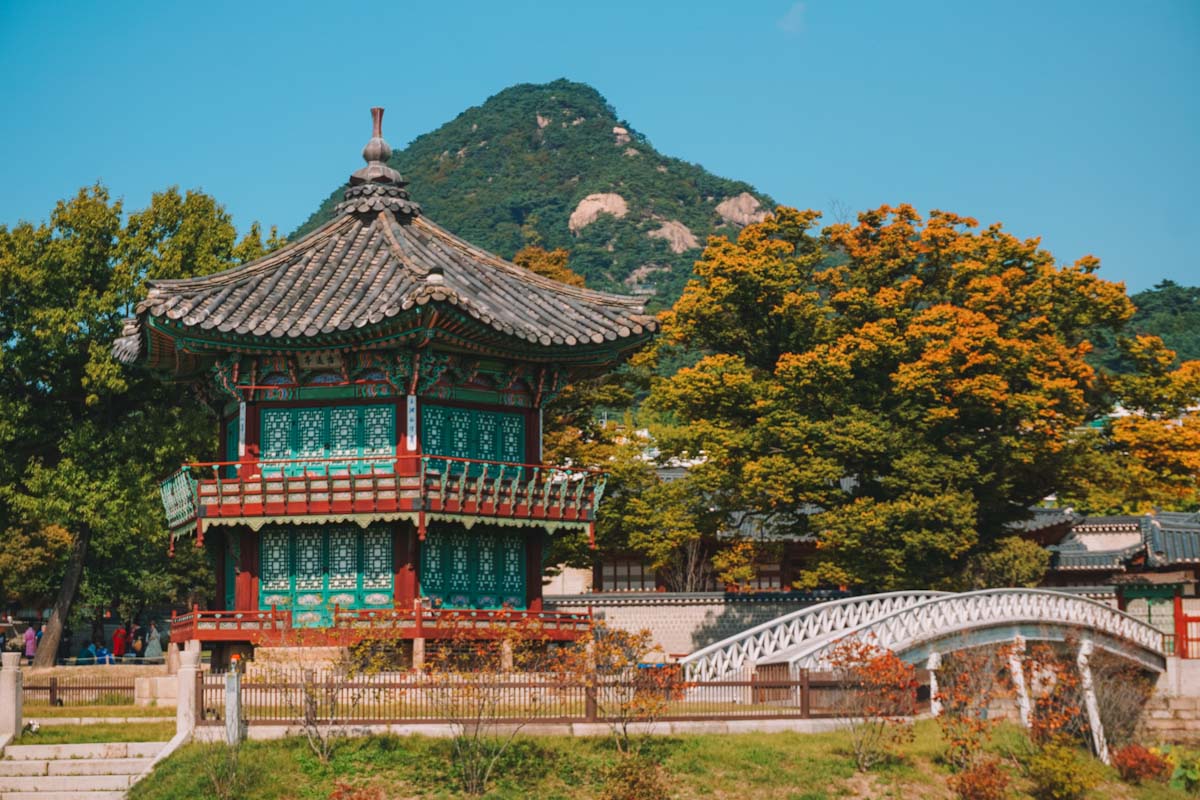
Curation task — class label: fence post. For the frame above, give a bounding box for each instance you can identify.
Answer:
[0,652,22,739]
[176,649,200,739]
[800,669,810,718]
[48,676,58,707]
[224,662,245,746]
[584,680,598,723]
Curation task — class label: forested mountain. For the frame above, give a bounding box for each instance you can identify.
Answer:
[1091,280,1200,372]
[295,79,775,308]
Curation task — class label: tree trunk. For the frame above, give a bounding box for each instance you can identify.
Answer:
[32,524,90,667]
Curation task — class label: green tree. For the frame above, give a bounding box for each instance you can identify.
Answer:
[650,205,1133,590]
[0,185,271,663]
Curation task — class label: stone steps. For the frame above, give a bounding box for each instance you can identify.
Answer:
[0,758,154,776]
[0,741,164,799]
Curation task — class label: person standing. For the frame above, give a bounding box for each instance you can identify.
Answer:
[112,624,127,660]
[23,624,37,665]
[144,621,163,661]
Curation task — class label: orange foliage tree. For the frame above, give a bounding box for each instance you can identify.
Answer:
[649,205,1135,589]
[512,244,586,287]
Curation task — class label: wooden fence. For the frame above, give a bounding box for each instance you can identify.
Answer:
[23,675,137,706]
[197,668,930,725]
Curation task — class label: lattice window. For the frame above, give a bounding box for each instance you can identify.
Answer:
[328,527,358,590]
[448,408,473,461]
[295,409,326,463]
[600,559,655,592]
[295,529,325,591]
[362,406,395,457]
[448,531,472,592]
[749,562,783,591]
[328,407,359,464]
[499,413,524,463]
[499,533,524,599]
[362,527,393,590]
[261,529,291,592]
[421,529,445,594]
[260,410,292,463]
[476,413,498,462]
[476,535,497,594]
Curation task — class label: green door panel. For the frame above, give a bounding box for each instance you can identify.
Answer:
[258,405,395,475]
[224,417,240,478]
[419,526,526,609]
[421,404,526,476]
[257,525,395,626]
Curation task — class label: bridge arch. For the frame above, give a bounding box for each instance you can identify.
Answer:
[680,591,947,681]
[765,589,1166,674]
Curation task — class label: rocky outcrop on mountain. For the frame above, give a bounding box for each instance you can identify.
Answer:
[569,193,629,233]
[716,192,770,227]
[647,220,700,254]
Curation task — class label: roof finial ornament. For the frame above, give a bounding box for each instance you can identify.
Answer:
[338,107,422,219]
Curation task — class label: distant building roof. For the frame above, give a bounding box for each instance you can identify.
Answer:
[1049,512,1200,573]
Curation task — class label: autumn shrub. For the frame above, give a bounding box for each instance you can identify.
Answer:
[1023,643,1085,747]
[599,756,673,800]
[827,636,918,771]
[937,645,1011,772]
[1112,743,1170,785]
[948,758,1010,800]
[328,781,385,800]
[1025,739,1101,800]
[1090,653,1156,748]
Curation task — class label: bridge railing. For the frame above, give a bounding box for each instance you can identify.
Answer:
[782,589,1166,672]
[679,591,947,681]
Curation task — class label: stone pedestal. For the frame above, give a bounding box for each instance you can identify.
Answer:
[0,652,22,738]
[176,650,200,739]
[412,638,425,670]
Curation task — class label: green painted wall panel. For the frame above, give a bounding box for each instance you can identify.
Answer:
[258,525,395,627]
[419,526,526,609]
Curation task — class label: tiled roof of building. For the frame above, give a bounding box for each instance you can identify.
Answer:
[1147,515,1200,566]
[1049,513,1200,572]
[1007,507,1078,533]
[114,108,657,370]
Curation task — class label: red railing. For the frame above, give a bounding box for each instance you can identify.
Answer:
[170,606,293,644]
[170,602,592,645]
[160,455,606,537]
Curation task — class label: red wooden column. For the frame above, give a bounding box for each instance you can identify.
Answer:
[395,523,418,606]
[1175,590,1187,658]
[525,531,543,612]
[242,402,260,475]
[236,529,260,611]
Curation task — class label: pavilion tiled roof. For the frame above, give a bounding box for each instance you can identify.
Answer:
[114,108,656,369]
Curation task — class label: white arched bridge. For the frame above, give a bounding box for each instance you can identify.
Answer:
[680,589,1167,681]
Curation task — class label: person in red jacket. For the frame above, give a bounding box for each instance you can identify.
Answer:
[112,623,127,659]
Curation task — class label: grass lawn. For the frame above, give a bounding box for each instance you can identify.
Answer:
[25,704,175,718]
[126,720,1195,800]
[15,721,176,745]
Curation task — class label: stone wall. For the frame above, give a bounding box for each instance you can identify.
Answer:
[544,592,833,657]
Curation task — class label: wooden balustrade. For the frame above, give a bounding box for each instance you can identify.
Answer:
[159,455,606,537]
[170,602,592,646]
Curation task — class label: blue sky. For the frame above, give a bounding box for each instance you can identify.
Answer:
[1,1,1196,292]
